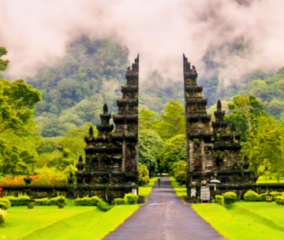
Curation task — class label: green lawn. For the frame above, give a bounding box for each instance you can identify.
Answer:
[139,177,158,197]
[170,176,187,197]
[193,202,284,240]
[0,205,139,240]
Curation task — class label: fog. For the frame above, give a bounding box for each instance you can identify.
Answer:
[1,0,284,85]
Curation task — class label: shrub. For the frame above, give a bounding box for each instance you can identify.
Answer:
[5,195,30,206]
[276,196,284,205]
[215,195,224,205]
[114,198,125,205]
[244,190,260,201]
[0,209,7,224]
[124,193,138,205]
[259,193,268,201]
[97,200,112,212]
[270,192,282,200]
[74,196,101,206]
[0,198,11,210]
[34,198,49,206]
[223,192,238,204]
[48,196,66,206]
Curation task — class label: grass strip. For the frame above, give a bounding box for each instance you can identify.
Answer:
[23,205,139,240]
[0,206,94,239]
[139,177,158,197]
[193,202,284,240]
[169,176,186,197]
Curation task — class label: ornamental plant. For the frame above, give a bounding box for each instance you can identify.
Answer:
[222,191,237,204]
[0,184,2,197]
[244,190,260,201]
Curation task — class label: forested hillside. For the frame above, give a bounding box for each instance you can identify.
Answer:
[27,35,284,137]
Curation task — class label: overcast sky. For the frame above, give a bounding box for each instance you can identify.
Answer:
[1,0,284,85]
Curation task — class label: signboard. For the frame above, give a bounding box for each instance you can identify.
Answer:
[132,189,137,195]
[200,186,210,202]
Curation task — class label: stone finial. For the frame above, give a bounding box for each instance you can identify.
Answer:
[89,126,93,136]
[103,103,108,114]
[217,99,222,110]
[79,155,83,163]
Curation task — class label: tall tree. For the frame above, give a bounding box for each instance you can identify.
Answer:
[156,101,185,140]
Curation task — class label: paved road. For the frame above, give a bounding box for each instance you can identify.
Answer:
[103,177,226,240]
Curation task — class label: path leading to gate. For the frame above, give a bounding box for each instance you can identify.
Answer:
[103,177,225,240]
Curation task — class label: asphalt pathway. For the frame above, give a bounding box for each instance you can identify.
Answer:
[103,177,225,240]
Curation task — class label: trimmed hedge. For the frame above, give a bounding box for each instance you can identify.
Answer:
[215,195,224,205]
[114,198,125,205]
[97,200,112,212]
[0,198,11,210]
[244,190,260,201]
[276,196,284,205]
[4,195,30,206]
[223,192,237,204]
[34,198,49,206]
[124,193,138,204]
[0,209,7,224]
[48,196,66,206]
[74,196,101,206]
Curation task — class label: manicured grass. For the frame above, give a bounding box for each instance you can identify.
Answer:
[0,205,139,240]
[193,202,284,240]
[170,176,187,197]
[257,176,284,183]
[139,177,158,197]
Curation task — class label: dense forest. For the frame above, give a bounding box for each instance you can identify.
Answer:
[1,35,284,185]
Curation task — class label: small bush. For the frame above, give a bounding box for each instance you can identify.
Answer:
[74,196,101,206]
[215,195,224,205]
[244,190,260,201]
[124,193,138,204]
[5,195,30,206]
[0,198,11,210]
[114,198,125,205]
[223,192,237,204]
[0,209,7,224]
[97,200,112,212]
[48,196,66,206]
[276,196,284,205]
[270,192,282,200]
[259,193,268,201]
[34,198,49,206]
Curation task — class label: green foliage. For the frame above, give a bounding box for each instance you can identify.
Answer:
[156,101,185,141]
[244,190,260,201]
[97,199,112,212]
[138,129,164,175]
[29,36,129,137]
[0,198,11,210]
[159,134,186,173]
[222,191,237,204]
[34,198,49,206]
[0,78,41,176]
[0,47,9,71]
[225,94,267,141]
[74,196,101,206]
[5,195,30,206]
[124,193,138,204]
[48,196,66,206]
[0,209,7,224]
[114,198,125,205]
[171,161,187,185]
[276,196,284,205]
[215,195,224,205]
[138,163,150,186]
[139,109,160,131]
